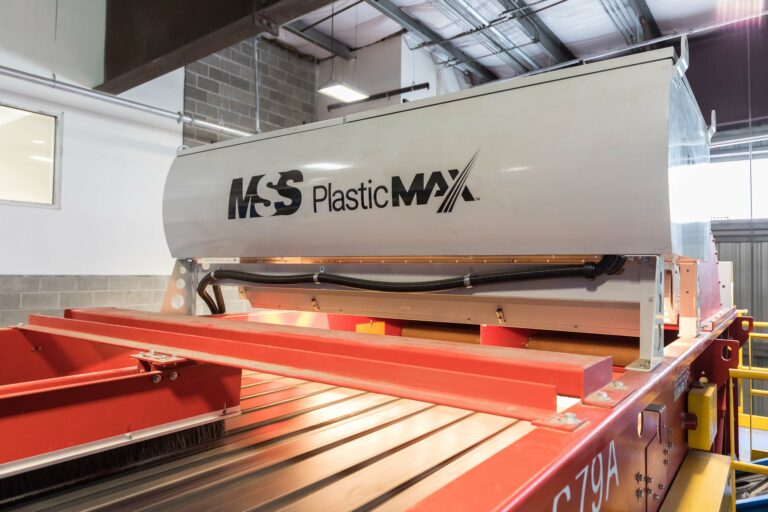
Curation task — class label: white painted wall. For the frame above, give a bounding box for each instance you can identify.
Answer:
[0,0,106,88]
[400,37,466,103]
[0,70,184,275]
[0,0,184,275]
[318,34,467,121]
[317,35,402,121]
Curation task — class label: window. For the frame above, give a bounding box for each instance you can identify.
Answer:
[0,102,59,206]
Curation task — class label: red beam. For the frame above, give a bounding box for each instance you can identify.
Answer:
[20,309,611,419]
[67,308,612,399]
[21,322,551,420]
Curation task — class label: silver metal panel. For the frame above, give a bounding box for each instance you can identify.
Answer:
[10,374,533,511]
[667,70,711,261]
[163,50,708,260]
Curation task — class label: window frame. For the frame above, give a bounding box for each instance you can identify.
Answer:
[0,98,63,209]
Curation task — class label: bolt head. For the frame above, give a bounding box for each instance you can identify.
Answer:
[169,371,178,381]
[152,374,162,384]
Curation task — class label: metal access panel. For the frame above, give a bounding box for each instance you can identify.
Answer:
[163,48,710,261]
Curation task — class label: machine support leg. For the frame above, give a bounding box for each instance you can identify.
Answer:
[628,256,665,371]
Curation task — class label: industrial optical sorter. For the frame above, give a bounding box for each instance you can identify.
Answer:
[0,46,751,511]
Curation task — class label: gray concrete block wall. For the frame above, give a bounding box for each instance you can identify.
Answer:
[0,276,255,326]
[184,38,317,146]
[0,275,169,327]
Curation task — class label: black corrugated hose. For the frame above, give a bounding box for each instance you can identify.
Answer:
[197,255,626,315]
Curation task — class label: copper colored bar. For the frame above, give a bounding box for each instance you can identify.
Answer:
[401,323,480,344]
[527,333,639,366]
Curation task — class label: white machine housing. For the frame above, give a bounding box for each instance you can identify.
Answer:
[164,48,709,260]
[162,47,717,372]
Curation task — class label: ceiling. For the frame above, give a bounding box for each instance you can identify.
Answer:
[271,0,767,80]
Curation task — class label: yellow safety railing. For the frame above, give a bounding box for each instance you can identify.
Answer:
[728,313,768,511]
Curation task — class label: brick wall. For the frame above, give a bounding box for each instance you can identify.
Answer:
[184,38,317,146]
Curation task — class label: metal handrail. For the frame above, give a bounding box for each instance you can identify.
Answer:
[729,315,768,511]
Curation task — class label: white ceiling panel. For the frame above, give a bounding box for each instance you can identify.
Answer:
[275,0,767,80]
[532,0,628,57]
[646,0,765,34]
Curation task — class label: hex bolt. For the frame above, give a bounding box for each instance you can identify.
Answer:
[658,483,664,490]
[663,459,669,465]
[645,476,653,483]
[613,381,625,390]
[593,390,611,401]
[152,374,162,384]
[564,412,579,424]
[635,472,643,483]
[635,489,643,499]
[169,371,178,381]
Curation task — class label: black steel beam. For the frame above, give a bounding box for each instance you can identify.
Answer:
[365,0,497,82]
[496,0,574,63]
[629,0,662,39]
[284,20,353,59]
[98,0,336,94]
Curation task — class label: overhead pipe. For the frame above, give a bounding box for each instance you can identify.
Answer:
[0,63,255,138]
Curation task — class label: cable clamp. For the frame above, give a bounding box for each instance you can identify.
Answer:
[463,273,473,289]
[313,270,323,285]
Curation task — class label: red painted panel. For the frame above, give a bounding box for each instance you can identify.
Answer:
[0,363,241,464]
[0,327,133,386]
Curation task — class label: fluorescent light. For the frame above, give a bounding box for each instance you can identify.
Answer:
[32,139,45,144]
[29,155,53,163]
[304,162,350,171]
[318,81,369,103]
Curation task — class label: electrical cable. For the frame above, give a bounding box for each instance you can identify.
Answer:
[197,256,626,314]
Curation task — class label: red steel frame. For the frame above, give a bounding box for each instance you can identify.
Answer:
[22,308,613,422]
[3,307,750,511]
[0,325,241,470]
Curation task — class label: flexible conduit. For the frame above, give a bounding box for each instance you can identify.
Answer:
[197,256,626,315]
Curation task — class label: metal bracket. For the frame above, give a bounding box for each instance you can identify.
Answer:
[583,380,632,408]
[675,35,689,77]
[161,259,198,315]
[627,256,665,372]
[707,110,717,143]
[532,412,586,432]
[132,351,189,371]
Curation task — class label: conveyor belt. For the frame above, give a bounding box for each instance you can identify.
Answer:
[9,371,534,511]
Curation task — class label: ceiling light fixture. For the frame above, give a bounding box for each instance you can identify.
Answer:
[317,3,368,104]
[318,81,369,102]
